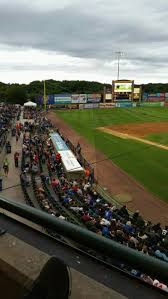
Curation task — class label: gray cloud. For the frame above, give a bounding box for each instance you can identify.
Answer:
[1,0,168,82]
[0,2,168,58]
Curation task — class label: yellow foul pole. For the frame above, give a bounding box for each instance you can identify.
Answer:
[43,80,47,111]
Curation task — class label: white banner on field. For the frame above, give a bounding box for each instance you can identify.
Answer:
[58,150,84,173]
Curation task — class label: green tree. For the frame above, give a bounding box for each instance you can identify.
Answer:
[6,85,27,104]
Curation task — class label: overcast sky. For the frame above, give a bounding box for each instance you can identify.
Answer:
[0,0,168,84]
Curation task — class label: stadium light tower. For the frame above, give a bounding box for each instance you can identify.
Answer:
[115,51,124,80]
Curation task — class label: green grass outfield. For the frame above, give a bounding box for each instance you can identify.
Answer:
[56,107,168,202]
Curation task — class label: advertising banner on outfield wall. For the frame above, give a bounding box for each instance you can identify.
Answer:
[84,103,99,109]
[71,94,87,104]
[87,94,101,103]
[115,102,133,108]
[143,93,148,100]
[54,94,72,104]
[140,102,165,107]
[100,103,116,109]
[148,94,158,97]
[36,95,54,105]
[47,94,54,104]
[114,98,132,101]
[146,98,164,102]
[148,93,165,98]
[105,94,112,100]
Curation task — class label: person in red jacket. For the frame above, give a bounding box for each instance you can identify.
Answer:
[56,152,61,162]
[51,178,60,191]
[14,152,19,167]
[33,152,39,162]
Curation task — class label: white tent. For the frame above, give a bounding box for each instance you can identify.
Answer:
[24,101,37,107]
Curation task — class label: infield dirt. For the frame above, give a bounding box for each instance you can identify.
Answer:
[103,122,168,137]
[98,125,168,151]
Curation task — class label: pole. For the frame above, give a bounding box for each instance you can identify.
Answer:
[115,51,124,80]
[117,54,120,80]
[103,85,106,103]
[43,80,47,111]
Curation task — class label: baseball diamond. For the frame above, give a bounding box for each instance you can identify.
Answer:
[48,107,168,225]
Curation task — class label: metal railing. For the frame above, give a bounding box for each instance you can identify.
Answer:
[0,196,168,285]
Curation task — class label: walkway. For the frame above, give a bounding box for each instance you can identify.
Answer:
[0,115,24,204]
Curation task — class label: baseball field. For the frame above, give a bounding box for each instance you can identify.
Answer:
[56,107,168,203]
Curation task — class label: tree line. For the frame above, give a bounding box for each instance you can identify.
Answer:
[0,80,111,104]
[0,80,168,104]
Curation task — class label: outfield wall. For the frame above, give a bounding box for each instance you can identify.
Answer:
[83,101,165,109]
[37,94,167,109]
[143,93,168,102]
[37,93,102,105]
[46,101,165,110]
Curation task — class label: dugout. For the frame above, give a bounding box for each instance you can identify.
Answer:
[50,133,84,180]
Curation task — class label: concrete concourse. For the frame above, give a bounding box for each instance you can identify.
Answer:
[0,115,25,204]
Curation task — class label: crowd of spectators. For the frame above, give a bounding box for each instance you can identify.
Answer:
[19,110,168,292]
[42,134,168,262]
[23,106,41,120]
[0,104,19,150]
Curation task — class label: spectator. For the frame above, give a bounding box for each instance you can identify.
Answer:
[76,142,81,155]
[155,247,168,262]
[136,215,145,229]
[153,223,162,234]
[102,226,110,237]
[132,210,139,224]
[100,218,111,227]
[138,231,148,242]
[51,178,60,190]
[16,133,19,143]
[140,274,153,285]
[123,221,134,234]
[81,212,91,223]
[14,151,19,168]
[153,279,168,291]
[31,162,39,175]
[118,205,129,220]
[3,157,9,177]
[20,171,30,186]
